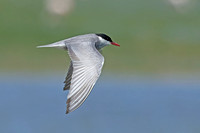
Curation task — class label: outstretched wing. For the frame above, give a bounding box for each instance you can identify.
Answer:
[64,42,104,114]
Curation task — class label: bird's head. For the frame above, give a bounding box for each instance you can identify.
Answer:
[96,33,120,48]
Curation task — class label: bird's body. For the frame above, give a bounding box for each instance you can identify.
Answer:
[37,33,119,114]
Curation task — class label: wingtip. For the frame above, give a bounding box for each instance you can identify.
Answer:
[66,98,71,114]
[66,110,69,114]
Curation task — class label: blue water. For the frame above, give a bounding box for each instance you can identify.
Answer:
[0,74,200,133]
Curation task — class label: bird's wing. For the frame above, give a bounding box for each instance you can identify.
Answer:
[64,42,104,114]
[63,61,73,90]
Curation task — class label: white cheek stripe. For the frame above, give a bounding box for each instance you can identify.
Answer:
[98,36,110,45]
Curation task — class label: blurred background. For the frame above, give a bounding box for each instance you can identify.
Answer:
[0,0,200,132]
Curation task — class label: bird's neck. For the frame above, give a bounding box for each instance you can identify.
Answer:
[95,42,108,50]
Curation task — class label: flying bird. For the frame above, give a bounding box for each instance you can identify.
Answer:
[37,33,120,114]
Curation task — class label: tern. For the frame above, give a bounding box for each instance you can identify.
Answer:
[37,33,120,114]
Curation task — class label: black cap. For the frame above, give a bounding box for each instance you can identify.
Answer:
[96,33,113,42]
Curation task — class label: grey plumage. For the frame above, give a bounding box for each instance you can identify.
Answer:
[37,33,119,114]
[63,61,73,90]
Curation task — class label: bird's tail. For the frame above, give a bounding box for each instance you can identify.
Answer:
[37,40,66,49]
